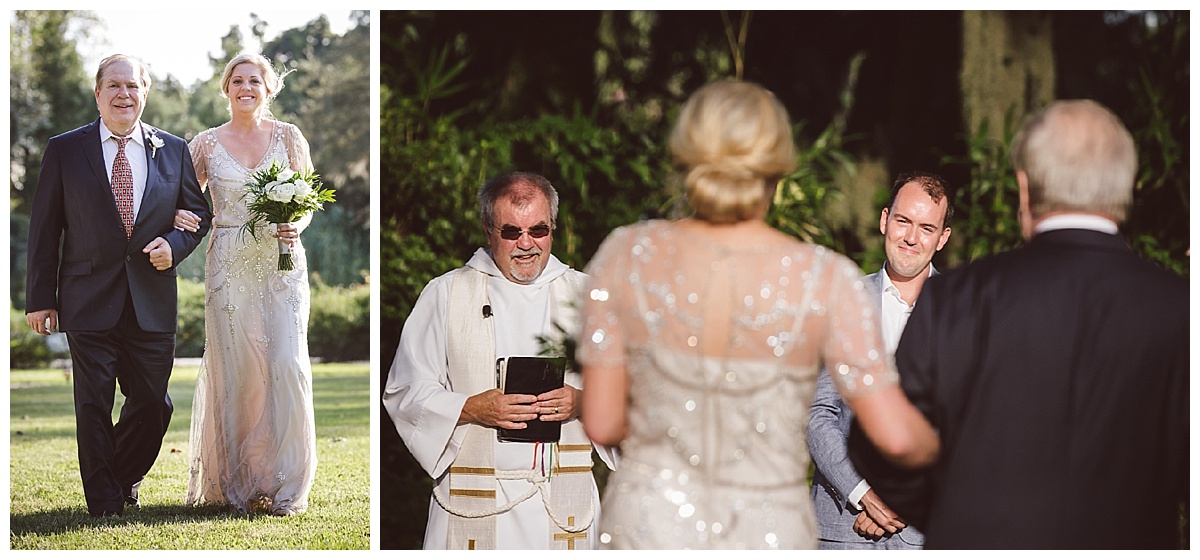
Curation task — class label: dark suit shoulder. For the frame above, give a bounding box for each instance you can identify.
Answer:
[46,120,99,145]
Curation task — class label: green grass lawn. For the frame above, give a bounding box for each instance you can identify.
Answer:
[9,362,370,550]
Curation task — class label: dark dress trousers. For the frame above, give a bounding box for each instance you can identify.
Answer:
[26,118,211,515]
[849,228,1188,549]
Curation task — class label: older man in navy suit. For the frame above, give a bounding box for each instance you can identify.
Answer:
[849,101,1188,548]
[25,54,211,517]
[807,172,951,549]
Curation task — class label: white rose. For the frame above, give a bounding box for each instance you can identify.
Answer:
[277,167,296,182]
[268,181,297,202]
[292,178,312,198]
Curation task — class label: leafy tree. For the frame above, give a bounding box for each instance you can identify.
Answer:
[262,12,371,285]
[9,10,98,307]
[1121,12,1189,277]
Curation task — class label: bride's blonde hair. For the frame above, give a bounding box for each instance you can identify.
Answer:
[669,80,796,224]
[219,53,293,118]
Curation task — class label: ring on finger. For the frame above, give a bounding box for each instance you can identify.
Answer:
[555,406,559,414]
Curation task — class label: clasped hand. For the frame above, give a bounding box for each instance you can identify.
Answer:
[461,385,580,430]
[853,488,907,539]
[143,237,173,270]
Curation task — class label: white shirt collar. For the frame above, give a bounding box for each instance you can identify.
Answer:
[1034,213,1119,235]
[880,263,936,304]
[99,119,145,147]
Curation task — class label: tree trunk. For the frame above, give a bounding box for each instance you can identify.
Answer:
[960,11,1055,139]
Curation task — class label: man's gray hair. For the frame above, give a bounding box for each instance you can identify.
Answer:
[95,54,152,90]
[1010,99,1136,223]
[478,171,560,231]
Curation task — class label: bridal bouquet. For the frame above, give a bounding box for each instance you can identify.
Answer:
[241,160,336,270]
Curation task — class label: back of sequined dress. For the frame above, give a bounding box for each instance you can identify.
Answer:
[578,220,894,549]
[184,122,318,515]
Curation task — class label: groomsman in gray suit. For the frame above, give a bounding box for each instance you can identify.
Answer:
[807,172,952,549]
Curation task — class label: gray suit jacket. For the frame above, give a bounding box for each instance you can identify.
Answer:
[807,267,924,547]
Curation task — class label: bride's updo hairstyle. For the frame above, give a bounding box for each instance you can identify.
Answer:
[219,53,290,117]
[669,80,796,224]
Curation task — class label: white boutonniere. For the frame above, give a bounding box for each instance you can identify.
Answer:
[148,131,164,159]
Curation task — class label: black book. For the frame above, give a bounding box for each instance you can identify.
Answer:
[495,356,565,443]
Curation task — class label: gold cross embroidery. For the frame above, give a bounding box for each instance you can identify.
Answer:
[553,516,587,550]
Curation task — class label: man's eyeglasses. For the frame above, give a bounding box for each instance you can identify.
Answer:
[496,224,552,240]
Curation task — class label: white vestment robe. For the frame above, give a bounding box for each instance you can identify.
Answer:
[384,248,618,549]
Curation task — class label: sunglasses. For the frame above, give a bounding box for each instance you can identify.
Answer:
[496,224,552,240]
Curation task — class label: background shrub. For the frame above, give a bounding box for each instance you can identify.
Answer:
[175,277,207,358]
[308,280,370,362]
[10,306,53,369]
[174,277,369,362]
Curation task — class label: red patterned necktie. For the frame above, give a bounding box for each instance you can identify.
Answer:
[112,136,135,238]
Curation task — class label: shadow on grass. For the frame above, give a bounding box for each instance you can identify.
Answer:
[10,503,253,537]
[10,428,78,440]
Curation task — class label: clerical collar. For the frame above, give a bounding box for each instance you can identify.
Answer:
[1034,214,1118,235]
[466,247,568,286]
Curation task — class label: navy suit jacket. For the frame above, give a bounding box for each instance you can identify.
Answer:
[808,268,924,547]
[26,118,211,333]
[849,229,1188,549]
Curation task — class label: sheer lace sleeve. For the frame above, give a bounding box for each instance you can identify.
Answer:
[282,122,312,172]
[821,253,898,398]
[187,130,212,191]
[280,122,314,233]
[577,225,637,368]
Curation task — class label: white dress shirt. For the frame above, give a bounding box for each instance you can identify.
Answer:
[878,266,934,354]
[99,119,149,220]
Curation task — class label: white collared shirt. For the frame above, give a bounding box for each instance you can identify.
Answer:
[1034,213,1119,235]
[99,119,149,220]
[879,267,930,355]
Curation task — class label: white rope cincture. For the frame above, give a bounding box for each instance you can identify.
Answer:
[433,468,595,533]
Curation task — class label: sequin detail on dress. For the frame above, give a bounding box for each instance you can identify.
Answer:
[578,220,896,549]
[184,122,318,515]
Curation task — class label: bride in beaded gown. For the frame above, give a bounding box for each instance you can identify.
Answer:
[578,81,938,549]
[176,54,317,515]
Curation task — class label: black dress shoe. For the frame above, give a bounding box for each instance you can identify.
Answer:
[125,496,140,509]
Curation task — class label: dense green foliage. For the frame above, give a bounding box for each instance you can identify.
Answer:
[1121,12,1190,277]
[9,307,56,368]
[175,277,208,358]
[9,363,370,549]
[11,277,368,366]
[308,280,371,362]
[941,111,1025,267]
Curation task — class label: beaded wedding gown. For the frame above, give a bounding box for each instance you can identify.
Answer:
[185,121,318,515]
[578,220,896,549]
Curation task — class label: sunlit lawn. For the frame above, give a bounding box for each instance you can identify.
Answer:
[9,362,370,550]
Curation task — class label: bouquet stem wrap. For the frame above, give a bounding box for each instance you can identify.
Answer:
[277,235,294,271]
